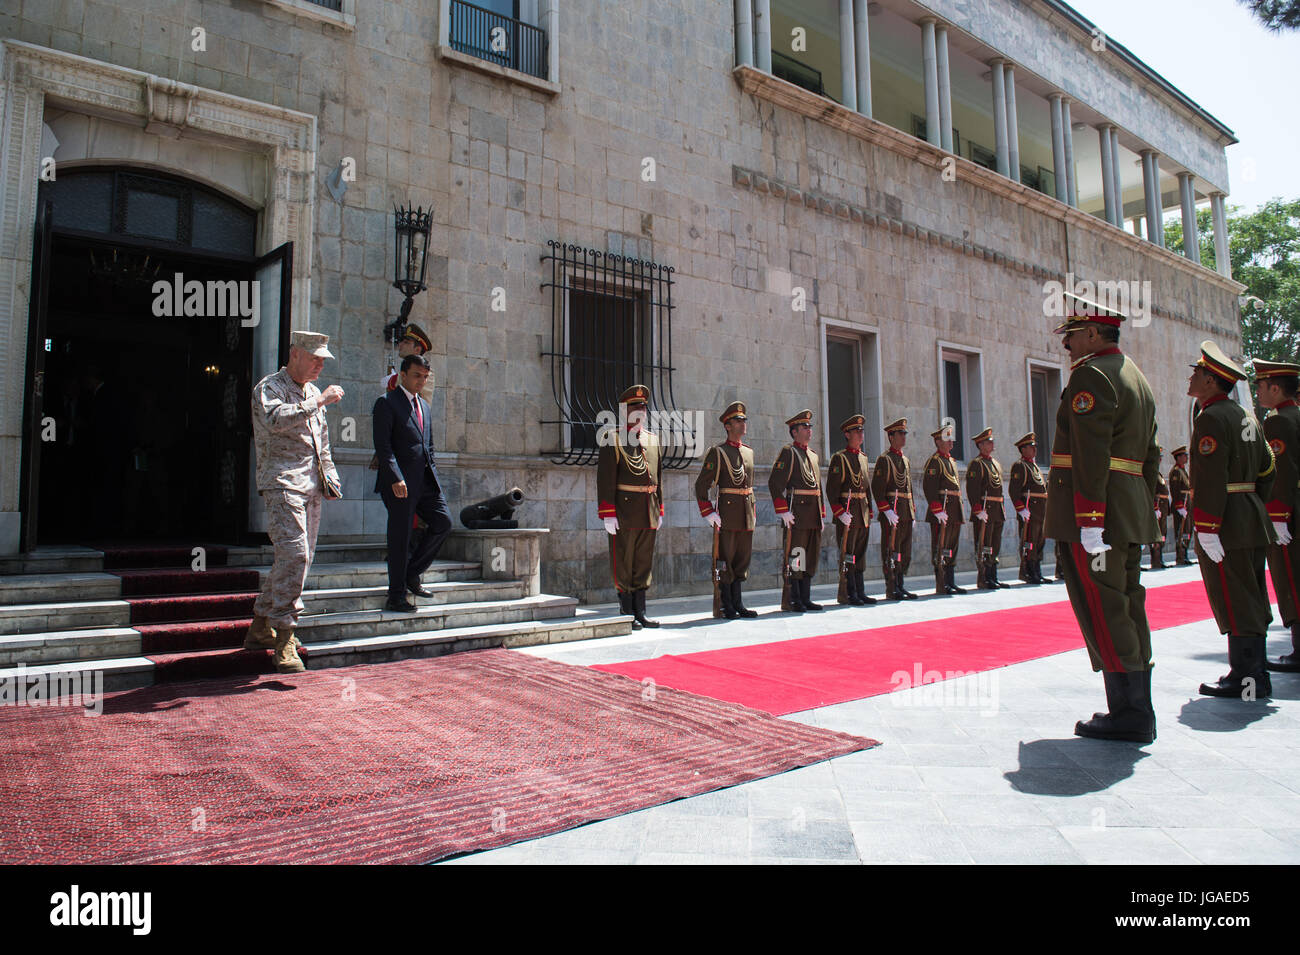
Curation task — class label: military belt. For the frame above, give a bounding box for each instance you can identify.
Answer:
[791,489,822,496]
[982,496,1004,503]
[719,487,754,495]
[616,484,658,493]
[1027,492,1047,499]
[846,492,869,500]
[941,489,961,496]
[889,492,913,499]
[1049,453,1144,476]
[1226,483,1255,493]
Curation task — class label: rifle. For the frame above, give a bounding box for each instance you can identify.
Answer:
[712,523,723,618]
[976,490,992,564]
[780,509,796,612]
[837,505,853,603]
[1017,501,1031,561]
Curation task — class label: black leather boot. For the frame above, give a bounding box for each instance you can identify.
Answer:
[1200,636,1271,698]
[897,568,918,600]
[990,561,1010,589]
[732,580,758,618]
[946,563,967,595]
[1019,559,1031,583]
[1267,622,1300,672]
[632,589,660,629]
[935,569,949,596]
[717,579,737,620]
[619,591,641,630]
[854,570,876,605]
[1075,670,1156,743]
[883,566,900,600]
[801,577,824,611]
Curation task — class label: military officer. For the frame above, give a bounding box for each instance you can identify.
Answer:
[826,414,878,606]
[770,409,826,613]
[1009,432,1048,584]
[1169,446,1193,564]
[598,384,664,629]
[922,423,966,596]
[379,323,433,395]
[1046,298,1159,743]
[696,401,758,619]
[1187,343,1276,699]
[1150,447,1171,570]
[872,418,918,600]
[1257,359,1300,672]
[967,428,1008,589]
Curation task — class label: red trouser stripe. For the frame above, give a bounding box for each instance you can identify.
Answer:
[611,535,622,594]
[1284,547,1300,620]
[1073,542,1123,672]
[1217,560,1239,634]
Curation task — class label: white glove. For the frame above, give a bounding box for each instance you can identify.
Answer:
[1274,521,1292,546]
[976,510,989,523]
[837,511,852,527]
[658,509,668,528]
[603,517,619,535]
[1017,507,1031,521]
[1154,507,1162,520]
[1080,526,1110,555]
[935,510,949,525]
[1176,507,1187,518]
[883,508,899,526]
[1199,532,1224,564]
[705,511,722,529]
[779,511,795,528]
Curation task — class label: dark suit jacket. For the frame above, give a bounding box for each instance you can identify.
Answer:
[373,388,441,496]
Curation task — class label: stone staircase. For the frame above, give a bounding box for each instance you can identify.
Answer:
[0,530,632,691]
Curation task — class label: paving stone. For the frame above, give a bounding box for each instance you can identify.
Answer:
[1164,827,1300,865]
[951,825,1084,864]
[850,822,974,864]
[1057,826,1197,864]
[749,817,859,861]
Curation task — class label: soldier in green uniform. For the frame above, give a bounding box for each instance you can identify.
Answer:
[1009,432,1048,584]
[1169,446,1193,564]
[922,423,965,596]
[872,418,918,600]
[1149,447,1171,570]
[966,428,1008,589]
[827,414,878,606]
[1046,298,1160,743]
[770,409,826,613]
[1187,343,1276,698]
[696,400,758,620]
[598,384,664,630]
[1257,359,1300,672]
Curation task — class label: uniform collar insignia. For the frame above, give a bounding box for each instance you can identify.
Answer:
[1201,393,1230,409]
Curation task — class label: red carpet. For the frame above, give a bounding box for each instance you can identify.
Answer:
[594,579,1231,716]
[117,568,260,597]
[0,650,874,864]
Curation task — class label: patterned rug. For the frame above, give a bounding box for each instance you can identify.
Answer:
[0,650,875,864]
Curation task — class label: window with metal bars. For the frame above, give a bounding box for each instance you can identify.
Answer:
[541,240,690,469]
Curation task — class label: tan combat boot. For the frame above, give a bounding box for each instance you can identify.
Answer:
[243,615,301,651]
[272,627,306,673]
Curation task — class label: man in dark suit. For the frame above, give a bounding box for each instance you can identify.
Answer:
[373,354,452,612]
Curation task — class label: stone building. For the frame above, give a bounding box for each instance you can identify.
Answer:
[0,0,1245,602]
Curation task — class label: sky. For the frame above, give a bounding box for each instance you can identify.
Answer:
[1067,0,1299,216]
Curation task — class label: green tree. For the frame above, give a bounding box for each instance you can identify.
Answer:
[1237,1,1300,31]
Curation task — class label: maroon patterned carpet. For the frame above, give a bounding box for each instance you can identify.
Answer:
[0,650,876,864]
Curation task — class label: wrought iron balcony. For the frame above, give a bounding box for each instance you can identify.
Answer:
[449,0,549,81]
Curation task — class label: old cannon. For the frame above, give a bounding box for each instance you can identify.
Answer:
[459,487,525,529]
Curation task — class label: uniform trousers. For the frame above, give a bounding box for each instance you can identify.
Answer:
[610,527,657,591]
[1057,541,1153,672]
[253,487,322,630]
[1199,543,1271,639]
[1268,536,1300,627]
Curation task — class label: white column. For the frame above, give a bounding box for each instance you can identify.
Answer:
[991,59,1009,177]
[1109,127,1123,224]
[1062,99,1078,207]
[754,0,771,72]
[921,19,941,147]
[1179,172,1201,264]
[543,0,559,84]
[1049,94,1067,202]
[735,0,754,68]
[854,0,872,117]
[1099,125,1117,224]
[838,0,857,111]
[1149,152,1165,246]
[1211,192,1231,278]
[936,25,953,152]
[1004,64,1021,182]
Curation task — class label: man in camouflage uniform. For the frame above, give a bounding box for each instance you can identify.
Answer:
[1187,342,1276,699]
[696,401,758,619]
[1046,298,1159,743]
[826,414,877,606]
[1009,432,1048,584]
[770,409,826,613]
[922,423,965,596]
[1150,447,1171,570]
[598,384,664,629]
[1169,446,1193,564]
[1257,359,1300,672]
[967,428,1008,589]
[249,331,344,673]
[872,418,917,600]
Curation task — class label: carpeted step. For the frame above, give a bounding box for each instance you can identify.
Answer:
[136,619,255,654]
[148,644,312,684]
[100,546,230,570]
[116,567,260,597]
[126,592,258,625]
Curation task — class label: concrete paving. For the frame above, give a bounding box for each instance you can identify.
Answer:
[441,564,1300,865]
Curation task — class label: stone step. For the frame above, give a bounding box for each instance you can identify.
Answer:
[222,541,389,568]
[0,547,104,576]
[0,540,393,577]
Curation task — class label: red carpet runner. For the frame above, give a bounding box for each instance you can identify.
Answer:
[594,579,1236,716]
[0,650,875,864]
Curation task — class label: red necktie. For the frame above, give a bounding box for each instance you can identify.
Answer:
[413,395,424,436]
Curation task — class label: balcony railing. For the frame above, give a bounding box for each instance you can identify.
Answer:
[303,0,343,10]
[449,0,548,81]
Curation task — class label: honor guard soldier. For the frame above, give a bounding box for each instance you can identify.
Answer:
[872,418,918,599]
[696,401,758,619]
[1169,447,1193,564]
[1150,447,1171,570]
[770,409,826,612]
[1257,359,1300,672]
[1009,433,1048,584]
[1046,297,1159,743]
[923,423,966,595]
[827,414,878,606]
[967,428,1008,589]
[1187,343,1277,698]
[598,384,664,630]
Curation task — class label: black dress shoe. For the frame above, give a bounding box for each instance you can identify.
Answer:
[407,578,434,598]
[385,596,418,613]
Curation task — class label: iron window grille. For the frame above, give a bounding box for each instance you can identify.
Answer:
[541,240,691,469]
[449,0,548,81]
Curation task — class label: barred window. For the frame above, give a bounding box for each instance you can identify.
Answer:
[449,0,549,81]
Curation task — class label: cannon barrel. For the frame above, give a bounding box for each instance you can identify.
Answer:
[459,487,524,528]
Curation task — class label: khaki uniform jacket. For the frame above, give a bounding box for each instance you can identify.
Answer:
[252,367,339,494]
[1154,474,1172,520]
[1009,458,1047,514]
[1045,347,1161,545]
[695,442,756,530]
[1190,394,1275,548]
[966,455,1006,522]
[769,444,825,529]
[826,448,874,524]
[597,430,664,529]
[872,449,914,521]
[922,452,963,524]
[1169,464,1192,515]
[1264,401,1300,525]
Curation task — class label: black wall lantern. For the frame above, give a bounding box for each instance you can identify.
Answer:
[383,202,433,345]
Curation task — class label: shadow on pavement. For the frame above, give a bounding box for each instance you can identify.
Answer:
[1177,697,1278,731]
[1003,738,1150,795]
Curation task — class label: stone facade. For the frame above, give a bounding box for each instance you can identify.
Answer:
[0,0,1244,603]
